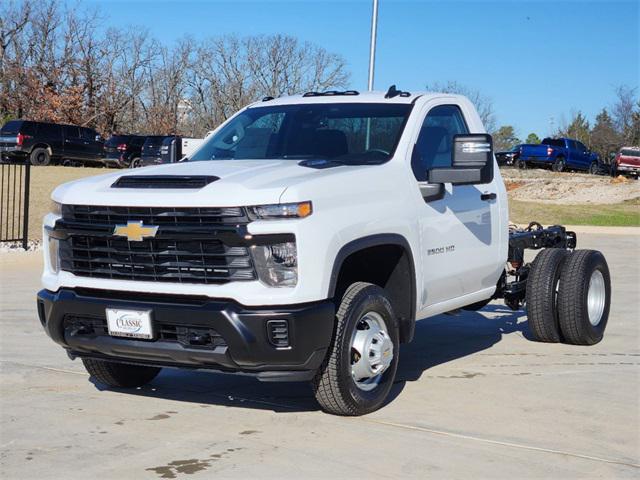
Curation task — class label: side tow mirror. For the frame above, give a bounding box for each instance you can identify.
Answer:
[428,134,494,185]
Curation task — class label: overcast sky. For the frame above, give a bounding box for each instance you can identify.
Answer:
[89,0,639,137]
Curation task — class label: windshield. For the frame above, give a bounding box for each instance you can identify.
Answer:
[542,138,565,148]
[190,103,412,164]
[1,121,23,135]
[105,135,133,146]
[621,149,640,157]
[143,136,170,152]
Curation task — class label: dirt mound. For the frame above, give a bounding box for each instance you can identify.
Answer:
[501,168,640,205]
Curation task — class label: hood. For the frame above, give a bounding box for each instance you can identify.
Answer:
[52,159,349,207]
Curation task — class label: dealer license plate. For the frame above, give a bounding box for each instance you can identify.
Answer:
[106,308,153,339]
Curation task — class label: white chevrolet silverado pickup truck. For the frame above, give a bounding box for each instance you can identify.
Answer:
[38,87,612,415]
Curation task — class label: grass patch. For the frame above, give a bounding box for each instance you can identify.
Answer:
[27,166,110,241]
[509,198,640,227]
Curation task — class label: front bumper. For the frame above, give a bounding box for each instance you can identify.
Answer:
[37,288,335,381]
[616,164,640,174]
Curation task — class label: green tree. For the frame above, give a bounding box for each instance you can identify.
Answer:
[564,111,591,145]
[492,125,521,151]
[590,109,621,160]
[525,133,541,144]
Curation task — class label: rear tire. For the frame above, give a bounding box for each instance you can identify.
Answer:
[129,157,141,168]
[553,157,565,172]
[525,249,569,342]
[313,282,399,416]
[82,358,161,388]
[30,147,50,166]
[557,250,611,345]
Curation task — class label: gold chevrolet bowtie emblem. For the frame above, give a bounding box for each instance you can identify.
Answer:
[113,221,159,241]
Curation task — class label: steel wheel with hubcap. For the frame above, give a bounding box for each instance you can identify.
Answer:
[313,282,399,416]
[350,311,394,392]
[586,269,606,326]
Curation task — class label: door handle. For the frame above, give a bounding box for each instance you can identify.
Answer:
[481,192,497,201]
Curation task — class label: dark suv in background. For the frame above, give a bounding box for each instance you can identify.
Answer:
[0,120,103,166]
[103,134,146,168]
[140,135,173,166]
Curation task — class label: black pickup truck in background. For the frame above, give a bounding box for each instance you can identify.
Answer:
[0,120,104,166]
[103,134,147,168]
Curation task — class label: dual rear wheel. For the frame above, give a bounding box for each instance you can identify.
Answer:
[526,249,610,345]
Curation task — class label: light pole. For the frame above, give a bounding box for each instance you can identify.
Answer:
[367,0,379,91]
[366,0,379,149]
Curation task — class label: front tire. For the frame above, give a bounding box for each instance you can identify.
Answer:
[515,158,527,170]
[557,250,611,345]
[313,282,399,416]
[589,162,599,175]
[82,358,161,388]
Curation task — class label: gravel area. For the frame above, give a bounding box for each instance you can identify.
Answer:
[502,168,640,205]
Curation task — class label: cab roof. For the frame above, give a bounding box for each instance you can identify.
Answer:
[254,89,466,107]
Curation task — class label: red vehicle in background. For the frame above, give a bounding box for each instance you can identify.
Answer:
[613,147,640,178]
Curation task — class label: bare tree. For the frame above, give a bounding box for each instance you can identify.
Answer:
[0,2,350,138]
[611,85,638,144]
[245,34,349,97]
[425,80,497,133]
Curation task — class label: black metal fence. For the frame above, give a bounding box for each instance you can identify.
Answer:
[0,161,31,249]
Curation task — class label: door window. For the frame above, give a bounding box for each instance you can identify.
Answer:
[63,125,80,138]
[80,128,96,141]
[38,123,61,138]
[576,141,587,152]
[411,105,469,181]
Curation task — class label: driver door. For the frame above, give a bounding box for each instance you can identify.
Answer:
[411,103,501,313]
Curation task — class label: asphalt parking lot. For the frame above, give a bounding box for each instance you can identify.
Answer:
[1,230,639,479]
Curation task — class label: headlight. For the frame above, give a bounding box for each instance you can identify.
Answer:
[248,202,312,220]
[48,235,60,273]
[251,241,297,287]
[50,200,62,216]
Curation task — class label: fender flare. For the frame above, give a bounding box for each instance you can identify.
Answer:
[328,233,417,343]
[30,144,53,157]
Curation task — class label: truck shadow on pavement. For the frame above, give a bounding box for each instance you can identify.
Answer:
[90,304,528,413]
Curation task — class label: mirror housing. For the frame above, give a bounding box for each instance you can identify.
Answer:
[428,134,494,185]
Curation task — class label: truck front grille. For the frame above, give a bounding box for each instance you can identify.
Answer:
[58,205,256,284]
[63,204,247,226]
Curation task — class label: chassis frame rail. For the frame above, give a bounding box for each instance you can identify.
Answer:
[497,223,577,310]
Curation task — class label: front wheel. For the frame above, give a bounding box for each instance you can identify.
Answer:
[515,158,527,170]
[589,162,599,175]
[313,282,399,416]
[82,358,161,388]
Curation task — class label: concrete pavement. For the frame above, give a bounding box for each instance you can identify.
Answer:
[1,232,639,479]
